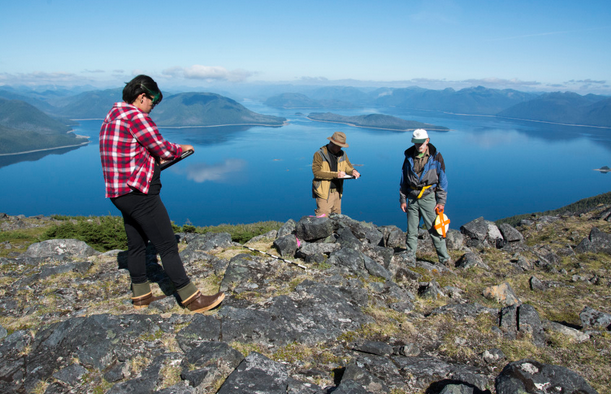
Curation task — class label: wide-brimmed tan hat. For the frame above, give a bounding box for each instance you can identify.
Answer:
[327,131,349,148]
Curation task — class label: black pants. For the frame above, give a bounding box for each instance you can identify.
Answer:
[111,193,190,289]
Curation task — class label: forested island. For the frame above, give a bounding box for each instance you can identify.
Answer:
[307,112,449,132]
[152,93,286,127]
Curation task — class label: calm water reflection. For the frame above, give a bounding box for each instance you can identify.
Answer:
[0,103,609,230]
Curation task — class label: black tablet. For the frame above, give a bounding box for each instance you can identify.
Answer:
[160,149,194,171]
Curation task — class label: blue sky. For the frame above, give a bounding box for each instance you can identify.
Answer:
[1,0,610,94]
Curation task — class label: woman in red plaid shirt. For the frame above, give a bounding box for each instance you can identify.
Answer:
[100,75,224,313]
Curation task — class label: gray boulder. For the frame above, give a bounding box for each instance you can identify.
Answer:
[498,223,524,243]
[486,220,504,248]
[517,304,546,347]
[273,234,299,258]
[52,363,88,385]
[580,306,611,330]
[327,248,366,274]
[277,219,296,238]
[22,239,98,259]
[335,226,363,251]
[186,232,233,251]
[363,256,392,281]
[495,359,598,394]
[352,341,393,357]
[217,352,289,394]
[340,361,389,393]
[543,321,590,343]
[378,225,405,248]
[445,229,465,251]
[295,216,333,241]
[180,341,244,389]
[246,229,277,244]
[419,280,445,300]
[364,245,394,269]
[175,314,222,352]
[460,217,488,242]
[499,304,545,346]
[456,252,490,270]
[575,227,611,254]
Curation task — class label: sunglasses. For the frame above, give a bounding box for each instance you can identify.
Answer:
[140,84,162,106]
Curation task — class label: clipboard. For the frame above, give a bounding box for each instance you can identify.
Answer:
[160,150,194,171]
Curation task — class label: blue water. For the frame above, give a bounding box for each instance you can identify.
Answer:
[1,102,610,230]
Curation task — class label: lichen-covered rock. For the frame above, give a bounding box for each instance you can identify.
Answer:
[277,219,297,238]
[273,234,299,258]
[495,359,598,394]
[445,229,465,251]
[22,239,98,259]
[217,352,289,394]
[460,217,489,242]
[580,306,611,330]
[185,232,233,251]
[295,216,334,241]
[378,225,405,248]
[456,252,490,270]
[482,282,520,306]
[498,223,524,243]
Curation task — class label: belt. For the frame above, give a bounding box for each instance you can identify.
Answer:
[410,185,432,199]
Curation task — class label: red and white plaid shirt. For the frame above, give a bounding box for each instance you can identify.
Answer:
[99,102,183,198]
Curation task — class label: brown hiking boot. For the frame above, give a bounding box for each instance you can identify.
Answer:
[182,290,225,313]
[132,292,166,309]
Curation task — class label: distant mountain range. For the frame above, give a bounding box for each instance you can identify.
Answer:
[264,86,611,128]
[264,93,357,109]
[2,83,610,137]
[0,98,88,155]
[308,112,449,132]
[497,92,611,127]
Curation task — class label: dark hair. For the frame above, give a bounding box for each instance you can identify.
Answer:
[122,75,163,105]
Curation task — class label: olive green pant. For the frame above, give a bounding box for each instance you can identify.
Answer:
[406,193,450,263]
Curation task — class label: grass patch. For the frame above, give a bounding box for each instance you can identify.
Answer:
[43,215,127,252]
[497,191,611,227]
[176,221,284,244]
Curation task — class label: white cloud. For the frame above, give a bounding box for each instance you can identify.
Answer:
[566,79,606,85]
[0,71,90,86]
[182,159,246,183]
[162,65,253,82]
[463,78,542,88]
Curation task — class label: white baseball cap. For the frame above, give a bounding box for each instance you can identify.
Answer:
[411,129,429,144]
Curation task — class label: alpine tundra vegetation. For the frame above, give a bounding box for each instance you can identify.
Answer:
[0,195,609,393]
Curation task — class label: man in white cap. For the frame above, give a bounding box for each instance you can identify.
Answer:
[399,129,451,265]
[312,131,360,216]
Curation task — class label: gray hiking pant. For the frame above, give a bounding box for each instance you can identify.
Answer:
[406,193,451,263]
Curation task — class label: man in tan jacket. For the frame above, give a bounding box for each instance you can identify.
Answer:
[312,132,360,216]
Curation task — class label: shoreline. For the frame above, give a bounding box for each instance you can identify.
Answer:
[306,117,449,132]
[159,121,289,129]
[397,108,611,130]
[70,119,290,128]
[0,141,90,157]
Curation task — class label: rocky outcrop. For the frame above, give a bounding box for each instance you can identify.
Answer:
[496,359,598,394]
[0,210,608,393]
